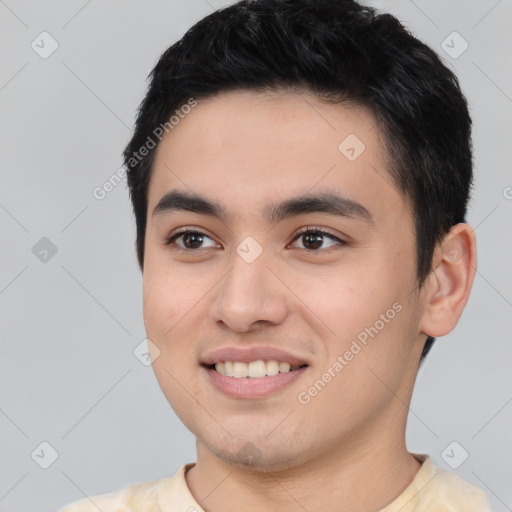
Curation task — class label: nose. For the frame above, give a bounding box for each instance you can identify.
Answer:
[209,247,288,333]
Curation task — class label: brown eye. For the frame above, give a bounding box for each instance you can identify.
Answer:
[166,229,218,250]
[291,228,345,251]
[301,232,325,250]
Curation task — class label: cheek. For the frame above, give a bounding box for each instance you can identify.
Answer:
[150,354,200,436]
[143,275,175,338]
[293,265,396,342]
[142,263,201,337]
[295,253,417,379]
[142,265,210,379]
[143,269,202,424]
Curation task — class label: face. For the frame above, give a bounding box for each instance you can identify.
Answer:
[143,89,427,471]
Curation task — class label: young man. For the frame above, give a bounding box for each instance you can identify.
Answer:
[59,0,492,510]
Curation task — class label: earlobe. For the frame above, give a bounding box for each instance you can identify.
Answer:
[419,223,477,338]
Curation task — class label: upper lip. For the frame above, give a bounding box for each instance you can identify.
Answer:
[202,346,310,367]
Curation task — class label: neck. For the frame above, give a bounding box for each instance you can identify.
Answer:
[186,423,421,512]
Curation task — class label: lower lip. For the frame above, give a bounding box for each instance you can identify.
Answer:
[204,366,307,399]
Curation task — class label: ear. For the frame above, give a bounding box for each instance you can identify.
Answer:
[418,223,477,338]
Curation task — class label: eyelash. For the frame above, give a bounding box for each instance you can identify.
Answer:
[165,226,346,253]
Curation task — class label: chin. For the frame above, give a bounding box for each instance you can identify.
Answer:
[198,433,311,473]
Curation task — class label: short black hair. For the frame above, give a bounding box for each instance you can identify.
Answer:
[123,0,473,364]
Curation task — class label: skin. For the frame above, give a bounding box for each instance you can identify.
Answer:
[142,89,476,512]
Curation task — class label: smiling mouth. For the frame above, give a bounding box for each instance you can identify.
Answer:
[206,360,308,378]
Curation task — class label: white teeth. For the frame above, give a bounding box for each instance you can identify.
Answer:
[279,362,291,373]
[213,359,302,378]
[224,361,235,377]
[266,360,280,376]
[233,361,248,378]
[248,360,266,378]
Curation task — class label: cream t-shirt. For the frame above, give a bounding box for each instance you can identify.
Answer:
[57,454,492,512]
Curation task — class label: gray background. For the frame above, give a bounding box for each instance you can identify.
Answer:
[0,1,511,511]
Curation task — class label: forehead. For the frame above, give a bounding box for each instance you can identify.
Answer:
[148,89,406,225]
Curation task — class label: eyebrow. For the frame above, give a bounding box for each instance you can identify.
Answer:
[152,189,374,225]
